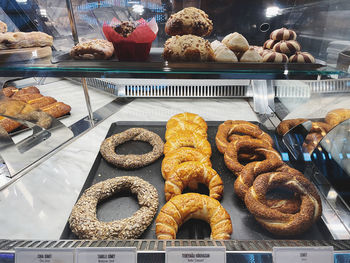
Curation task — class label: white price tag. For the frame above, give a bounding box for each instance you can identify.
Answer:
[76,247,136,263]
[15,248,74,263]
[273,246,334,263]
[166,246,226,263]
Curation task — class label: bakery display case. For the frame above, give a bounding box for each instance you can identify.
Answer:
[0,0,350,262]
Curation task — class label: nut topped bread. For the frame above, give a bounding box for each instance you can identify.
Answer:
[163,34,215,62]
[165,7,213,37]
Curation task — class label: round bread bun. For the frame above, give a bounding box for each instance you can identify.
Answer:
[165,7,213,37]
[211,40,238,62]
[163,35,215,62]
[222,32,249,52]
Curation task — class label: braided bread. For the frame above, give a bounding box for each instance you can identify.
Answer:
[161,147,211,179]
[164,161,223,201]
[156,193,232,239]
[224,139,281,175]
[245,172,322,236]
[164,130,211,156]
[325,108,350,128]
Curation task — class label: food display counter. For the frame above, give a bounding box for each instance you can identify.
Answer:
[0,0,350,262]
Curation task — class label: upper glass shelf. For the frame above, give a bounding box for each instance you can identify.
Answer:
[0,51,347,79]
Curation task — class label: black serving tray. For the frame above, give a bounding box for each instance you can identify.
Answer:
[61,121,332,240]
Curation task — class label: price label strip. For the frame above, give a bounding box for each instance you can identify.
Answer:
[166,246,226,263]
[76,247,136,263]
[15,248,74,263]
[273,246,334,263]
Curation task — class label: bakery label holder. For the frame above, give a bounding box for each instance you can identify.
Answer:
[166,246,226,263]
[272,246,334,263]
[15,248,75,263]
[75,247,136,263]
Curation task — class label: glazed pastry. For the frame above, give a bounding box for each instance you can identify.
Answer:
[156,193,232,239]
[41,102,71,118]
[2,86,19,97]
[270,28,297,41]
[273,40,301,56]
[70,39,114,60]
[222,32,249,52]
[211,40,238,62]
[289,52,315,63]
[163,35,215,62]
[11,86,40,97]
[263,51,288,63]
[161,147,211,179]
[167,112,207,131]
[263,39,278,49]
[164,161,223,201]
[325,108,350,128]
[0,21,7,33]
[240,47,262,62]
[165,7,213,37]
[0,116,21,132]
[0,32,53,50]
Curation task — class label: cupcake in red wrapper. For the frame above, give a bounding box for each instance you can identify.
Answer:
[103,18,158,61]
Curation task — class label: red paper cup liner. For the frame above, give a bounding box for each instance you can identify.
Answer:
[103,20,157,61]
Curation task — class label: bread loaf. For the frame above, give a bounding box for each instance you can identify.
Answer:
[0,32,53,50]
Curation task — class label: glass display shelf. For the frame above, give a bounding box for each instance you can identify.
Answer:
[0,52,347,79]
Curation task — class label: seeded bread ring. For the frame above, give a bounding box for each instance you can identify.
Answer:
[245,172,322,236]
[234,161,303,214]
[100,128,164,169]
[224,139,282,175]
[69,176,159,239]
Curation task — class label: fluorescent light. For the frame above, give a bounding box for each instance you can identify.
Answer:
[132,4,144,15]
[266,6,281,18]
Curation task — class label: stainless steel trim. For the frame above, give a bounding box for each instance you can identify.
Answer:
[0,98,132,191]
[81,78,94,125]
[65,0,79,45]
[1,240,350,251]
